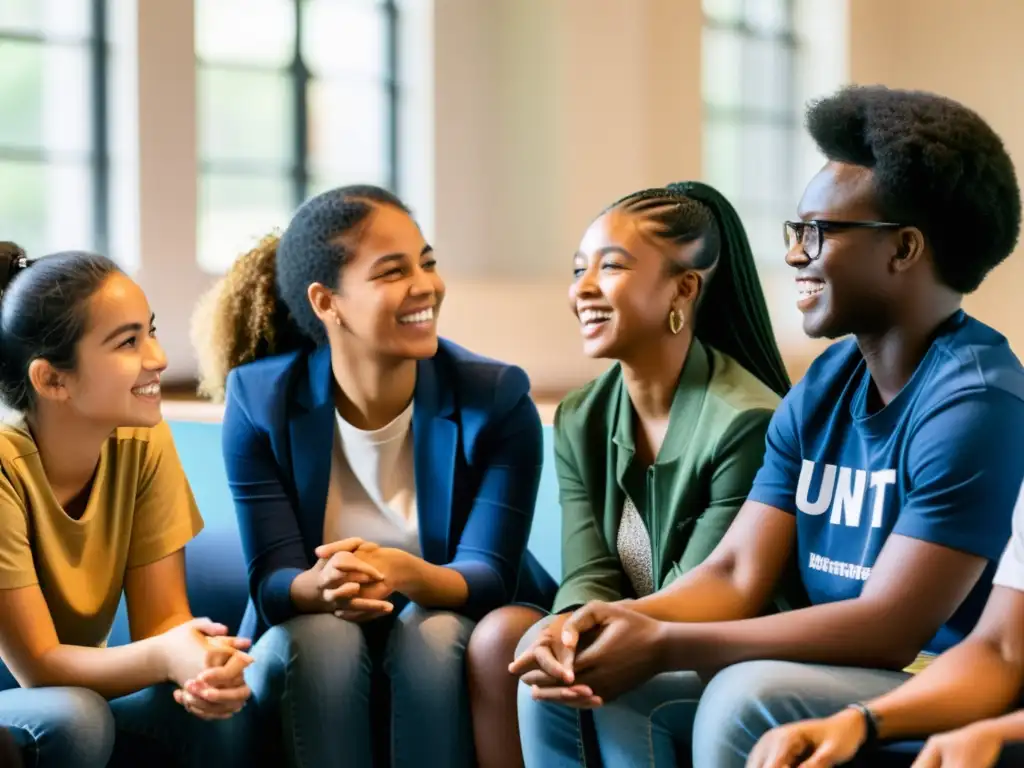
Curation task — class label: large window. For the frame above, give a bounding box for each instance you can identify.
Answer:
[702,0,798,267]
[0,0,111,258]
[195,0,398,273]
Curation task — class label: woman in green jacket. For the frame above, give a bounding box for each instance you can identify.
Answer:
[467,181,793,768]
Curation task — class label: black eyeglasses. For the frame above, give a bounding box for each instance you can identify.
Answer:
[784,220,903,260]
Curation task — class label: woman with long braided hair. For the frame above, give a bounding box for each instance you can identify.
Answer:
[469,181,792,768]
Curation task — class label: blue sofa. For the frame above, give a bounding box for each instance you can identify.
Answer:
[0,420,564,692]
[0,419,921,764]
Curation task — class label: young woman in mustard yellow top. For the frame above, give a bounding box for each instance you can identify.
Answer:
[0,244,253,767]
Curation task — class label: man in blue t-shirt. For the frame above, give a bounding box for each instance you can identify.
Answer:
[511,85,1024,768]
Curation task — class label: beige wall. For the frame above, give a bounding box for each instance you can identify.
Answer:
[129,0,1023,392]
[847,0,1024,358]
[432,0,705,394]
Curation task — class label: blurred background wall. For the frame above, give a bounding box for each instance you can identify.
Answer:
[1,0,1020,398]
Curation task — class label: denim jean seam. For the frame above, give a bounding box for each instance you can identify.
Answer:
[262,640,305,768]
[574,709,587,767]
[286,644,308,768]
[645,697,700,768]
[390,668,396,768]
[21,729,39,768]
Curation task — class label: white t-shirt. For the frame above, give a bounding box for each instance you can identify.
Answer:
[322,402,421,556]
[992,479,1024,591]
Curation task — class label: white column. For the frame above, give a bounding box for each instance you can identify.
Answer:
[134,0,205,380]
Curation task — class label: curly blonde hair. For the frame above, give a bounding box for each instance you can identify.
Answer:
[191,232,302,402]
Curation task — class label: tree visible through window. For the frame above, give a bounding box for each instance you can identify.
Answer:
[702,0,798,268]
[0,0,109,258]
[195,0,398,273]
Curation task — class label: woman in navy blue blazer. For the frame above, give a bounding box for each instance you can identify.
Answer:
[192,185,556,767]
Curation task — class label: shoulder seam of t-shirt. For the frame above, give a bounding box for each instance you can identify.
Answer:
[904,386,1024,445]
[931,322,1023,391]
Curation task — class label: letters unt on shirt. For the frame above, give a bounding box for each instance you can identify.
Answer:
[796,459,896,529]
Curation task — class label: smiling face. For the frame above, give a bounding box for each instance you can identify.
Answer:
[568,208,701,360]
[44,273,167,428]
[325,202,445,361]
[789,161,903,339]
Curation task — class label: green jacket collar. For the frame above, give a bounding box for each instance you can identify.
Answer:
[611,338,711,466]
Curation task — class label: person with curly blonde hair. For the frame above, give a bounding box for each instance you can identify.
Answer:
[192,184,556,767]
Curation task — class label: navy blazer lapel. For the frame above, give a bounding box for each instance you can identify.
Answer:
[413,356,457,562]
[288,345,335,556]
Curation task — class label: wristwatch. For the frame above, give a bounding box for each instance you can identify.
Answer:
[847,702,881,749]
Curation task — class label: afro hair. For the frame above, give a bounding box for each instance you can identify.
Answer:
[806,85,1020,294]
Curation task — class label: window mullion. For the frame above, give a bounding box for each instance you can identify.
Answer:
[90,0,109,255]
[292,0,309,207]
[384,0,398,193]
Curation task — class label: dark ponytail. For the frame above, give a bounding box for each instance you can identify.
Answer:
[0,242,27,291]
[610,182,791,397]
[0,243,122,412]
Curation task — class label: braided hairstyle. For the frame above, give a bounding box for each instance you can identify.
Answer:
[192,184,410,400]
[607,181,790,397]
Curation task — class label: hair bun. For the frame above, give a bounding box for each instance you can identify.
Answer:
[0,242,28,293]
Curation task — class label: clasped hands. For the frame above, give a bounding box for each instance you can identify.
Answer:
[160,617,253,721]
[312,537,403,622]
[507,600,667,709]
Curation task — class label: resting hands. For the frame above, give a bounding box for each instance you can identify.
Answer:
[748,711,1007,768]
[910,722,1005,768]
[310,538,396,622]
[158,617,253,720]
[509,600,668,708]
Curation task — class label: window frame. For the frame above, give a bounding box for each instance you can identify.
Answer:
[702,0,799,267]
[0,0,111,255]
[195,0,400,217]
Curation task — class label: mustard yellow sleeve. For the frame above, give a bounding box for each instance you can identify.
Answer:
[126,420,204,569]
[0,465,38,589]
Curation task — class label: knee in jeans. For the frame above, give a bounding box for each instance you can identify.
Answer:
[258,613,364,665]
[39,687,115,766]
[467,605,542,681]
[388,606,474,681]
[251,613,368,697]
[700,660,802,716]
[693,660,804,757]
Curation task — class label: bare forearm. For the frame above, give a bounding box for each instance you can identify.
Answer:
[631,567,759,624]
[658,598,920,672]
[32,637,168,699]
[975,710,1024,745]
[867,640,1024,740]
[397,557,469,609]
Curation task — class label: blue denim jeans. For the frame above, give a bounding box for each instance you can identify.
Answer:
[519,657,919,767]
[515,609,926,768]
[0,681,253,768]
[248,603,476,768]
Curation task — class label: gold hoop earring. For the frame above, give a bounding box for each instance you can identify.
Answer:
[668,308,684,335]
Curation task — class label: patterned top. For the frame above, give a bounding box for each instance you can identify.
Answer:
[617,495,655,597]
